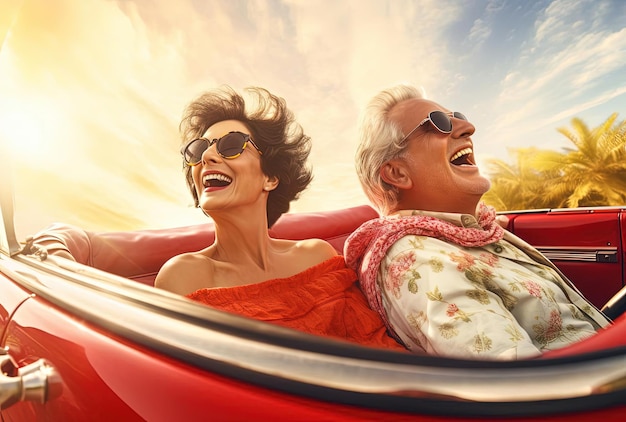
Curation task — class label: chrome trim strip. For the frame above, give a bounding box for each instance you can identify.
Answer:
[498,206,626,215]
[536,247,618,262]
[2,255,626,413]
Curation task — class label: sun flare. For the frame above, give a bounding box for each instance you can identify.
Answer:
[0,91,72,166]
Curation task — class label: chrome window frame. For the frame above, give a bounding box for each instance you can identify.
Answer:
[0,145,21,257]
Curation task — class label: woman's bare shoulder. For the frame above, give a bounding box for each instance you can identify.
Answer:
[292,238,338,262]
[267,238,338,277]
[155,251,213,295]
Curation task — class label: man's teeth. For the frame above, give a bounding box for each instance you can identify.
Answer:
[450,148,472,163]
[203,173,232,187]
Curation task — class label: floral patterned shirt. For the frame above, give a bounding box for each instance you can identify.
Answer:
[344,206,610,360]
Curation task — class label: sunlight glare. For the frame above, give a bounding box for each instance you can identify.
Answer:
[0,96,64,164]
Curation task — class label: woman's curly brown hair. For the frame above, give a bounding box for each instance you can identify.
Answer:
[179,86,313,227]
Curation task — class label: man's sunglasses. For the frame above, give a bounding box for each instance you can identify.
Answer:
[401,111,468,142]
[182,131,263,166]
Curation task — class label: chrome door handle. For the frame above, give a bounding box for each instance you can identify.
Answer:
[1,347,61,410]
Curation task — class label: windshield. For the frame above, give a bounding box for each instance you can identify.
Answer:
[0,187,11,255]
[1,0,626,242]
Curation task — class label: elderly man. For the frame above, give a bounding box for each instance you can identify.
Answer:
[344,84,610,360]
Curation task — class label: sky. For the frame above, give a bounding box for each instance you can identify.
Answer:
[1,0,625,239]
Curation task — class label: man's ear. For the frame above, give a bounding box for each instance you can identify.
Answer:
[380,160,413,190]
[263,175,279,192]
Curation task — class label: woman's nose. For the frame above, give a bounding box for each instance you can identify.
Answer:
[201,140,221,164]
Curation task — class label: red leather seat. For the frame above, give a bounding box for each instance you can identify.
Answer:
[32,205,379,286]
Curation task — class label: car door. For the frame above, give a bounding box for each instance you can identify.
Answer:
[507,208,624,307]
[1,263,227,421]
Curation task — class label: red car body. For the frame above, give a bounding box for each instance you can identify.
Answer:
[503,206,626,309]
[2,200,626,421]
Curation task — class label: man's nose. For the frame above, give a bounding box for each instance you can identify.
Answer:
[452,117,475,138]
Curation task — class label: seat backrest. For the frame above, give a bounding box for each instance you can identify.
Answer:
[32,205,379,285]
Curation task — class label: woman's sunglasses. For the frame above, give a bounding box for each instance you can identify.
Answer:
[182,131,263,166]
[401,111,467,142]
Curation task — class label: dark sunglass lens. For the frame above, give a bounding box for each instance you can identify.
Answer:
[430,111,453,133]
[184,139,208,164]
[453,112,467,121]
[218,132,247,157]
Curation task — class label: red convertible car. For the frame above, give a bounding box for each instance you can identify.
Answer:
[2,163,626,421]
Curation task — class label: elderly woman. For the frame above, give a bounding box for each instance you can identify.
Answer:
[156,86,404,351]
[344,84,610,360]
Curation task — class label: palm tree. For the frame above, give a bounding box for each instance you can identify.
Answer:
[483,114,626,210]
[483,148,549,210]
[531,113,626,207]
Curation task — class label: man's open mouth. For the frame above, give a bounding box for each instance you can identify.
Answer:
[450,147,475,166]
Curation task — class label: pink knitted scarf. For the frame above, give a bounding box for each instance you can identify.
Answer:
[343,203,504,333]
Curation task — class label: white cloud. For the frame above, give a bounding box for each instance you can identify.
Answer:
[468,18,492,46]
[3,0,626,234]
[478,0,626,160]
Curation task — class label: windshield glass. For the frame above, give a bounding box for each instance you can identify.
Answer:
[0,195,9,255]
[1,0,625,242]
